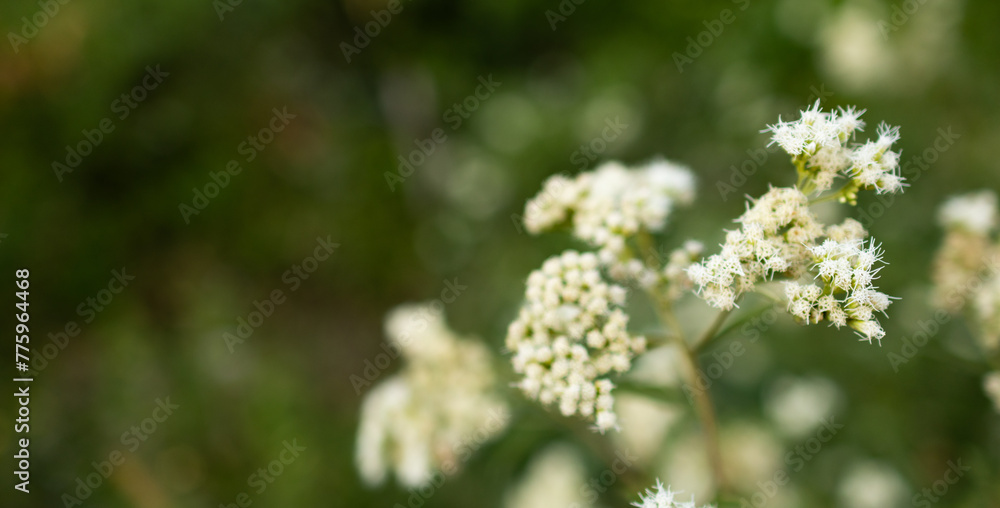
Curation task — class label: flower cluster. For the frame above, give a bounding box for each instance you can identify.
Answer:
[506,250,647,432]
[687,187,823,310]
[689,104,904,343]
[766,101,904,199]
[632,480,714,508]
[523,159,695,280]
[356,304,508,487]
[933,191,1000,351]
[785,237,893,343]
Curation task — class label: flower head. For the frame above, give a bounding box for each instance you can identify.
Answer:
[356,304,508,487]
[766,101,904,197]
[688,187,822,310]
[523,159,695,279]
[506,250,647,432]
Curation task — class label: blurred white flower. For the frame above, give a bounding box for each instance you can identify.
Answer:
[503,444,591,508]
[765,376,842,438]
[938,190,997,236]
[523,158,695,287]
[356,303,508,487]
[720,421,783,494]
[836,460,908,508]
[984,371,1000,413]
[613,393,682,466]
[932,191,1000,351]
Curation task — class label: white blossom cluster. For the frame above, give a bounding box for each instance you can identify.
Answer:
[356,304,508,487]
[632,480,714,508]
[766,101,904,196]
[785,237,893,343]
[506,250,647,432]
[523,159,695,273]
[933,191,1000,351]
[689,182,894,342]
[687,187,823,310]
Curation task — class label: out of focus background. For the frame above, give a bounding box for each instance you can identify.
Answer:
[1,0,999,506]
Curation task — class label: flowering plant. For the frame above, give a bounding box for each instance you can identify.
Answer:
[357,101,911,504]
[504,101,906,497]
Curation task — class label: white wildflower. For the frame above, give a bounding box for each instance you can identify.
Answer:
[938,190,998,236]
[791,238,893,344]
[848,123,904,194]
[506,250,647,432]
[633,480,714,508]
[689,187,822,310]
[523,159,695,284]
[765,102,905,198]
[356,304,508,487]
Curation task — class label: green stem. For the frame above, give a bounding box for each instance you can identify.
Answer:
[692,308,733,352]
[808,192,841,205]
[677,331,730,497]
[654,301,730,497]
